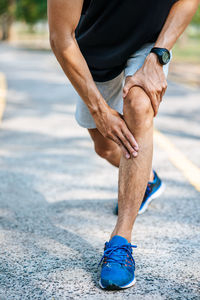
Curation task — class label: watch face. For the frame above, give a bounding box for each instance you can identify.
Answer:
[162,51,170,64]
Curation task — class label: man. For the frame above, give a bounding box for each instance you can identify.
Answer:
[48,0,199,290]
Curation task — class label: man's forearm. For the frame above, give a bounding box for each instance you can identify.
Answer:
[154,0,199,50]
[51,36,108,115]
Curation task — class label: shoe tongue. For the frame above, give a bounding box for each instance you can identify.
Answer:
[109,235,129,247]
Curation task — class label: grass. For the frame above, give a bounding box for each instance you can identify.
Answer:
[172,38,200,63]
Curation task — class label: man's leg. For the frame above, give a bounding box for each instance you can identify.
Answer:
[99,86,154,289]
[88,128,121,167]
[111,85,154,242]
[88,128,154,180]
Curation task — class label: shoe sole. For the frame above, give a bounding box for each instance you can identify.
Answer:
[138,182,166,215]
[99,277,136,290]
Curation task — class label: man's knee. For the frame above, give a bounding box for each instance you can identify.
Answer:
[94,144,115,159]
[124,86,153,116]
[123,86,154,129]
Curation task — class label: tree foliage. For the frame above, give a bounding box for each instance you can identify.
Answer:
[0,0,9,15]
[15,0,47,24]
[191,6,200,25]
[0,0,47,24]
[0,0,15,40]
[0,0,15,17]
[0,0,47,39]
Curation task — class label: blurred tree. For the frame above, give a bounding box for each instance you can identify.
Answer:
[0,0,15,40]
[16,0,47,25]
[191,6,200,25]
[0,0,47,40]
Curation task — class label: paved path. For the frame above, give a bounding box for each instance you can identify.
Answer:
[0,43,199,300]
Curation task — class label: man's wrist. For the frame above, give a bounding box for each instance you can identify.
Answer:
[153,35,174,50]
[145,52,163,67]
[89,97,110,116]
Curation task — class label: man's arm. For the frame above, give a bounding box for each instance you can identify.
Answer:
[123,0,200,116]
[154,0,199,50]
[48,0,138,159]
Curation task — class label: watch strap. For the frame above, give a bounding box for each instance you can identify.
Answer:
[150,47,170,65]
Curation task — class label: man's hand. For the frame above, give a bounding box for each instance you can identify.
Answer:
[123,53,167,116]
[92,107,139,159]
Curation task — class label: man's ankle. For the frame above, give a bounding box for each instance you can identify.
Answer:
[110,229,132,243]
[149,169,154,181]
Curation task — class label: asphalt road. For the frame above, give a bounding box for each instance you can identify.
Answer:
[0,43,199,300]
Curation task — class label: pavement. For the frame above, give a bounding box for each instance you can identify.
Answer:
[0,43,199,300]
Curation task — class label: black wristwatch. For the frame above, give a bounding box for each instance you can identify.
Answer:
[150,47,171,65]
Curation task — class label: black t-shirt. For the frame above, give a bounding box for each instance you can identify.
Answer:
[75,0,178,82]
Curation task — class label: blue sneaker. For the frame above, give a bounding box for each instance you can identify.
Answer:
[114,171,165,215]
[138,170,165,215]
[99,235,137,290]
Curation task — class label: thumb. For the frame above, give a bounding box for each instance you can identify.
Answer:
[123,79,134,98]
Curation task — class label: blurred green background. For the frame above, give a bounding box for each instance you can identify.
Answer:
[0,1,200,86]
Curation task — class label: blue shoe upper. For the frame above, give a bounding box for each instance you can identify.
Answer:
[139,170,161,211]
[100,235,137,288]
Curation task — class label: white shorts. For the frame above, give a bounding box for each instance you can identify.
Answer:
[75,42,172,129]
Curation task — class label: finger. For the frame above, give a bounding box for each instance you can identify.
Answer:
[158,90,163,105]
[117,138,131,159]
[123,80,134,98]
[118,131,138,158]
[161,88,165,101]
[159,79,167,102]
[122,128,139,152]
[157,87,165,108]
[158,85,164,103]
[153,104,158,116]
[161,84,167,99]
[119,143,131,159]
[110,135,130,159]
[150,93,159,117]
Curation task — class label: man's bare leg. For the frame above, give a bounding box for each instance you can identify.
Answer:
[88,128,121,167]
[111,86,154,242]
[88,128,154,180]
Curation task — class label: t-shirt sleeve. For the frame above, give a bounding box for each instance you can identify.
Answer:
[81,0,92,15]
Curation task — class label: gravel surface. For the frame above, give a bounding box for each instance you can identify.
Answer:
[0,44,199,299]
